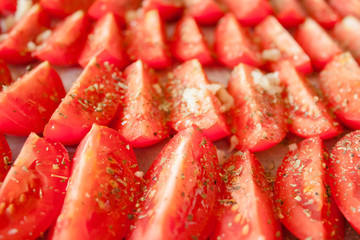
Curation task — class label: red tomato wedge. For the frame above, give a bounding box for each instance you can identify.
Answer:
[271,0,306,28]
[0,0,16,14]
[254,16,312,74]
[0,59,12,89]
[126,10,171,69]
[51,124,140,240]
[165,59,230,141]
[78,13,128,68]
[329,0,360,19]
[274,137,344,240]
[319,52,360,129]
[128,126,221,240]
[295,18,342,70]
[40,0,94,18]
[44,59,125,146]
[303,0,340,29]
[184,0,225,25]
[0,61,65,136]
[328,130,360,233]
[0,134,11,182]
[276,61,342,139]
[112,60,169,148]
[211,150,282,240]
[34,10,89,66]
[170,15,213,65]
[214,13,262,68]
[332,16,360,65]
[143,0,183,21]
[0,133,70,240]
[0,4,50,64]
[227,63,287,152]
[222,0,272,26]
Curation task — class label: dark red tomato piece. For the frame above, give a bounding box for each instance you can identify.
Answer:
[277,61,342,139]
[319,52,360,129]
[254,16,312,74]
[303,0,340,29]
[0,61,65,136]
[128,126,221,240]
[40,0,94,18]
[0,4,50,64]
[222,0,272,26]
[211,150,282,240]
[295,18,342,70]
[171,15,213,65]
[0,134,11,182]
[0,59,13,89]
[112,60,168,147]
[271,0,306,28]
[51,124,140,240]
[227,63,287,152]
[275,137,344,239]
[126,10,171,69]
[143,0,183,21]
[34,10,89,66]
[165,59,230,141]
[329,0,360,19]
[214,13,262,68]
[0,133,70,240]
[184,0,225,25]
[328,130,360,233]
[44,59,125,146]
[0,0,16,14]
[78,13,128,68]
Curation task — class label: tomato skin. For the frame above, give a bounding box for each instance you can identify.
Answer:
[34,10,90,66]
[303,0,340,29]
[40,0,94,18]
[0,0,16,14]
[184,0,225,25]
[0,4,50,64]
[329,0,360,19]
[143,0,183,21]
[211,150,282,240]
[0,61,65,136]
[0,133,70,240]
[127,126,221,240]
[171,15,213,65]
[228,63,287,152]
[274,137,344,240]
[0,134,12,182]
[271,0,306,28]
[112,60,169,148]
[51,124,140,240]
[78,13,129,68]
[0,59,13,89]
[44,58,125,146]
[165,59,230,142]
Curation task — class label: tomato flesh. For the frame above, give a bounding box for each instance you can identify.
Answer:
[329,0,360,19]
[143,0,183,21]
[40,0,94,18]
[271,0,306,28]
[184,0,225,25]
[303,0,340,29]
[0,134,11,182]
[0,60,12,89]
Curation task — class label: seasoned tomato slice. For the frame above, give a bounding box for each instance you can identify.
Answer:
[0,134,11,182]
[303,0,340,29]
[0,133,70,240]
[0,59,12,89]
[0,61,65,136]
[329,0,360,19]
[51,124,140,240]
[184,0,225,25]
[212,150,282,240]
[275,137,344,240]
[128,126,221,240]
[44,58,125,146]
[40,0,94,18]
[0,0,16,14]
[142,0,183,21]
[271,0,306,28]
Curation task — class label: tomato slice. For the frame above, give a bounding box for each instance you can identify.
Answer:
[277,61,342,139]
[0,134,11,182]
[44,58,125,146]
[0,0,16,14]
[329,0,360,19]
[319,52,360,129]
[126,10,171,69]
[0,133,70,240]
[228,63,287,152]
[165,59,230,141]
[275,137,344,239]
[0,59,12,89]
[329,130,360,233]
[184,0,225,25]
[78,13,128,68]
[143,0,183,21]
[128,125,221,240]
[51,124,140,240]
[214,13,262,68]
[40,0,94,18]
[254,16,312,74]
[34,10,90,66]
[170,15,213,66]
[0,4,50,64]
[303,0,340,29]
[271,0,306,28]
[211,150,282,240]
[0,61,65,136]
